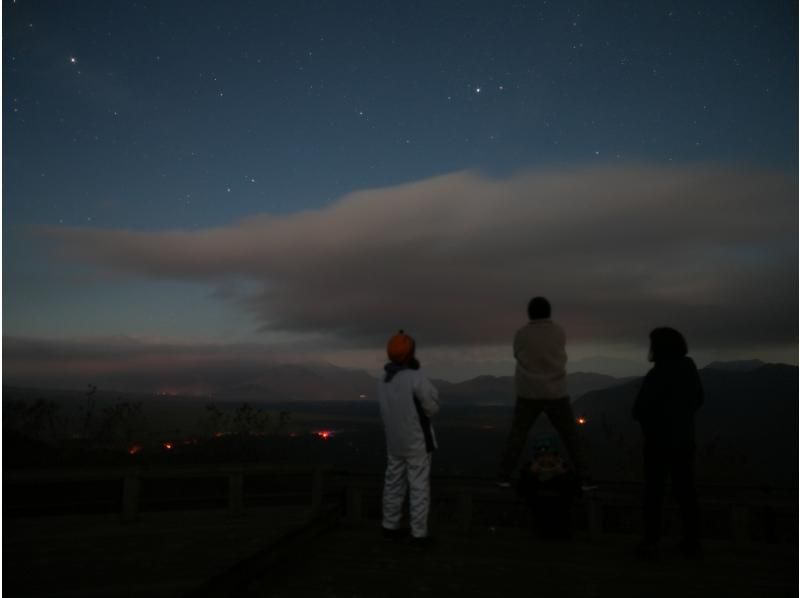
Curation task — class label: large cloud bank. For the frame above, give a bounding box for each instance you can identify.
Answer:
[2,336,374,396]
[42,164,797,350]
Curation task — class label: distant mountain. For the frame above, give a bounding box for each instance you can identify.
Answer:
[571,364,798,487]
[4,361,379,403]
[436,372,625,406]
[567,372,627,399]
[569,356,648,378]
[703,359,766,372]
[435,375,512,405]
[214,363,376,402]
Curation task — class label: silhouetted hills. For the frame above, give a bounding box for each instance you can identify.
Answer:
[4,361,796,487]
[569,355,648,378]
[703,359,765,372]
[4,362,378,403]
[572,363,798,486]
[214,363,376,402]
[435,372,624,405]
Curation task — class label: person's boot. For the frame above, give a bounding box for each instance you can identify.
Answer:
[410,535,437,548]
[381,526,408,541]
[494,475,512,488]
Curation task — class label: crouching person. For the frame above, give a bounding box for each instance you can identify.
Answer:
[516,438,580,541]
[378,330,439,545]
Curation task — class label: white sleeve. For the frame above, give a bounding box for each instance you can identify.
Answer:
[414,374,440,417]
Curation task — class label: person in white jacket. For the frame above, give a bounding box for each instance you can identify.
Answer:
[497,297,588,487]
[378,330,439,543]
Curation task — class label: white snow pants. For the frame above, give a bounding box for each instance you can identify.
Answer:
[381,452,432,538]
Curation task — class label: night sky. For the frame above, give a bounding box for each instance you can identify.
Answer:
[4,1,798,386]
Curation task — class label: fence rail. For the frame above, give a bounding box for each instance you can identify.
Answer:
[4,464,331,522]
[4,465,797,544]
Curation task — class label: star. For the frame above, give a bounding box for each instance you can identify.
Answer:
[69,56,78,64]
[475,87,481,94]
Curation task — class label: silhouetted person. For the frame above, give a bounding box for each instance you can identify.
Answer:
[633,327,703,558]
[498,297,588,487]
[378,330,439,545]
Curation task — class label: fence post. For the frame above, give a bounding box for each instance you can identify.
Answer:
[122,473,140,523]
[457,492,473,532]
[311,468,324,515]
[229,469,244,516]
[346,485,362,523]
[731,505,749,545]
[586,494,602,542]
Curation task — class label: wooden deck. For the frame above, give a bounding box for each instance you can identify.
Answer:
[3,508,314,598]
[244,523,797,598]
[4,467,796,597]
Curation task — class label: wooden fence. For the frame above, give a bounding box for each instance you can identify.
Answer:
[5,466,796,545]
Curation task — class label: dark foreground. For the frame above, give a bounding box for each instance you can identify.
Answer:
[5,505,796,598]
[247,524,796,598]
[4,465,797,597]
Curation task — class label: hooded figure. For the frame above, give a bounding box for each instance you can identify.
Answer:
[378,330,440,541]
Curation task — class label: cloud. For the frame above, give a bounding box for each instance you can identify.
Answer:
[40,164,797,350]
[2,335,378,396]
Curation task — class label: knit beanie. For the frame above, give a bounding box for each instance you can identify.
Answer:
[386,329,415,364]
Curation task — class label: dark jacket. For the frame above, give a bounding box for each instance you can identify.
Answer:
[632,357,703,450]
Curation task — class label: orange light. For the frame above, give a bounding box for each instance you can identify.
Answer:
[162,442,174,450]
[576,417,587,425]
[316,430,332,440]
[128,443,143,456]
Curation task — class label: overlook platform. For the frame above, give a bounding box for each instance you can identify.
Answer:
[4,466,797,597]
[244,523,796,598]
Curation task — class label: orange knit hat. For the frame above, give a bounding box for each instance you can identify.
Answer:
[386,329,415,364]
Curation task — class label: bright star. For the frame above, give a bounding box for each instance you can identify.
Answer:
[69,56,77,64]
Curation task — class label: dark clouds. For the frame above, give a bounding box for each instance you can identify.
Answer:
[41,164,797,351]
[2,336,367,396]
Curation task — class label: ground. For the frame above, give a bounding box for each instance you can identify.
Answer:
[247,524,797,598]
